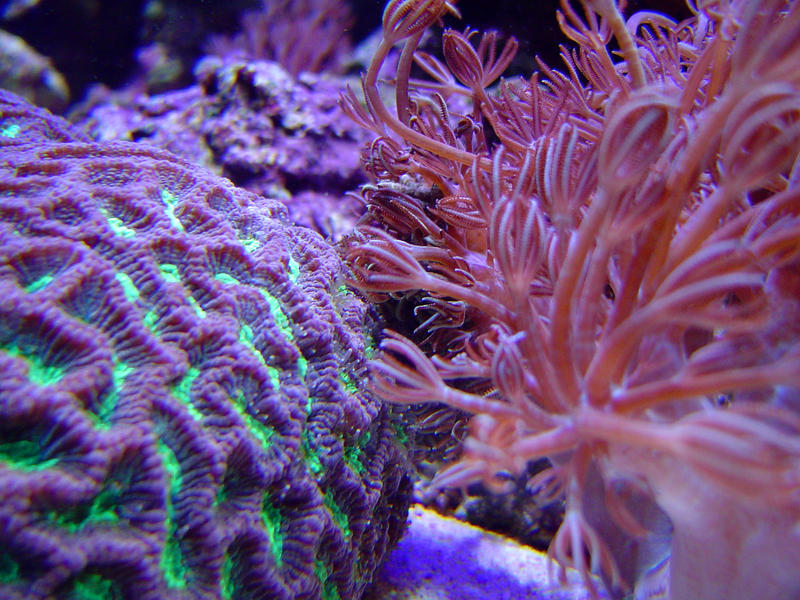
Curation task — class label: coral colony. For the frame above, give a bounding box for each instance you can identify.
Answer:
[343,0,800,599]
[0,0,799,600]
[0,91,411,600]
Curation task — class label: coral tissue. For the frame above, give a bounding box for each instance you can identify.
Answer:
[0,90,411,600]
[343,1,800,598]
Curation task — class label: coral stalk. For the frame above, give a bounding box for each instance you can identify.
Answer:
[343,0,800,598]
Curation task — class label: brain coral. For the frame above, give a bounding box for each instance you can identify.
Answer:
[0,90,412,600]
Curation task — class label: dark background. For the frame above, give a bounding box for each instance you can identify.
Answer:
[1,0,693,108]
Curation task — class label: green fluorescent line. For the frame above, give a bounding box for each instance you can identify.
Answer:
[0,123,20,138]
[70,573,119,600]
[100,207,136,238]
[1,344,65,387]
[0,438,59,472]
[159,263,181,283]
[338,371,359,396]
[0,551,19,583]
[261,495,284,566]
[221,554,235,600]
[157,440,187,589]
[160,189,185,231]
[301,429,323,475]
[237,321,281,390]
[242,238,260,252]
[159,264,206,318]
[92,360,135,426]
[171,366,205,421]
[232,391,274,450]
[214,272,305,381]
[323,489,351,539]
[287,257,300,282]
[25,273,54,292]
[315,557,342,600]
[115,272,140,302]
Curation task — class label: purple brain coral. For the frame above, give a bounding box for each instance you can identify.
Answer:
[0,90,411,600]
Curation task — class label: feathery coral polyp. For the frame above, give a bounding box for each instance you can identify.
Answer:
[343,0,800,598]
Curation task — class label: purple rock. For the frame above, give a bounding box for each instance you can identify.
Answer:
[0,89,411,600]
[72,56,371,241]
[367,506,607,600]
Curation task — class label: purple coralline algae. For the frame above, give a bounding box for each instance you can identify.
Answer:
[0,90,412,600]
[74,56,371,241]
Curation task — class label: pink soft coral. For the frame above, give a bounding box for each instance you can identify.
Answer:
[343,0,800,598]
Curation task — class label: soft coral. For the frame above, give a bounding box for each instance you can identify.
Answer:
[343,0,800,597]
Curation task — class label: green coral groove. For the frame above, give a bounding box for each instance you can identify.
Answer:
[0,123,20,138]
[232,390,274,450]
[261,495,284,566]
[25,273,54,292]
[114,272,140,302]
[0,437,59,472]
[70,573,122,600]
[2,343,66,387]
[156,440,187,590]
[160,189,184,232]
[101,207,137,238]
[0,551,19,584]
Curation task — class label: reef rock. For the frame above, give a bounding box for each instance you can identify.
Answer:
[73,56,370,241]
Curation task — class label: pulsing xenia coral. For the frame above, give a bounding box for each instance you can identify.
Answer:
[342,0,800,598]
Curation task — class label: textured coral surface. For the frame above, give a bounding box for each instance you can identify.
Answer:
[0,90,411,600]
[75,56,370,241]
